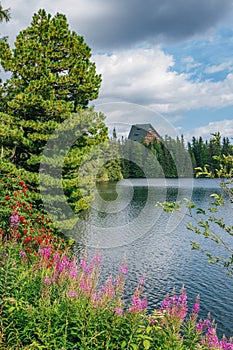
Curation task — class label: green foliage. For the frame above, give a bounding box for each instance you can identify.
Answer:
[96,138,123,183]
[121,131,232,178]
[118,135,192,179]
[39,108,108,217]
[187,132,232,176]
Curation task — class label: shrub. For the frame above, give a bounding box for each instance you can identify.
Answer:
[0,175,70,257]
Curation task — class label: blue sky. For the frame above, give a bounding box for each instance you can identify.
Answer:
[1,0,233,142]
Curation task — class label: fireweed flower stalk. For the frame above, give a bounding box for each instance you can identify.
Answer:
[160,285,188,325]
[190,294,200,322]
[196,315,233,349]
[113,260,129,312]
[128,274,147,313]
[33,248,146,314]
[36,250,104,303]
[219,336,233,350]
[78,254,102,298]
[94,275,115,308]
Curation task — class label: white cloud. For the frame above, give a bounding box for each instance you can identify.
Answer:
[205,61,233,74]
[183,119,233,142]
[196,119,233,137]
[94,48,233,114]
[94,47,176,107]
[182,56,202,71]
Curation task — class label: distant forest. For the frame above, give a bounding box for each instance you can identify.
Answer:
[100,133,232,180]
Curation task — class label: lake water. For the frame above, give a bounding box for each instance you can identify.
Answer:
[73,178,233,338]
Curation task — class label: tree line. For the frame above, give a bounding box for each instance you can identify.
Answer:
[103,132,232,180]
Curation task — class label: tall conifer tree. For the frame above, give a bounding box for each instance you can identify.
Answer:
[0,10,107,217]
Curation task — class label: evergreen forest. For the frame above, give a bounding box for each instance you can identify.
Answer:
[103,133,233,180]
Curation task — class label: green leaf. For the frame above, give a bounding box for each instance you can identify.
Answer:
[121,340,127,349]
[143,339,151,349]
[8,306,15,313]
[130,344,138,350]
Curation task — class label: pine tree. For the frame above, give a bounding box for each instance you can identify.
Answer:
[222,137,232,155]
[0,9,101,169]
[144,148,163,178]
[207,132,222,173]
[104,128,123,181]
[0,2,10,23]
[0,2,10,41]
[0,9,107,218]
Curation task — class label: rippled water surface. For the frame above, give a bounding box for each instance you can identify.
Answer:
[74,178,233,338]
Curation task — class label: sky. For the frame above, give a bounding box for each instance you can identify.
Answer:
[1,0,233,143]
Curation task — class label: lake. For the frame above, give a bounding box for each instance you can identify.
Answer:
[73,178,233,338]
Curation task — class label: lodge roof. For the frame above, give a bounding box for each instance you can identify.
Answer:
[128,124,160,143]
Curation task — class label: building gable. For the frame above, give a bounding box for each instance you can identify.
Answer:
[128,124,160,144]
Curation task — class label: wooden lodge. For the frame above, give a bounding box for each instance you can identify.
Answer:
[128,124,161,144]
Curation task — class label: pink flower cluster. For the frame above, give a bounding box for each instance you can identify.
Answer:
[10,213,20,228]
[160,285,188,322]
[159,287,233,350]
[32,248,142,315]
[197,316,233,349]
[22,247,233,349]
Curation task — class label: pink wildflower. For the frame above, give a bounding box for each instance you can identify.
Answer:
[205,327,219,348]
[44,277,51,285]
[53,253,60,261]
[192,302,200,314]
[91,255,102,263]
[160,286,188,322]
[139,275,146,285]
[219,336,233,350]
[80,259,87,268]
[10,214,20,228]
[196,316,211,332]
[69,269,78,278]
[84,265,93,273]
[68,291,78,298]
[79,279,91,293]
[128,296,147,313]
[69,258,78,278]
[102,276,115,299]
[120,266,128,275]
[39,247,51,259]
[19,250,27,258]
[61,256,69,267]
[115,307,123,315]
[191,294,200,317]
